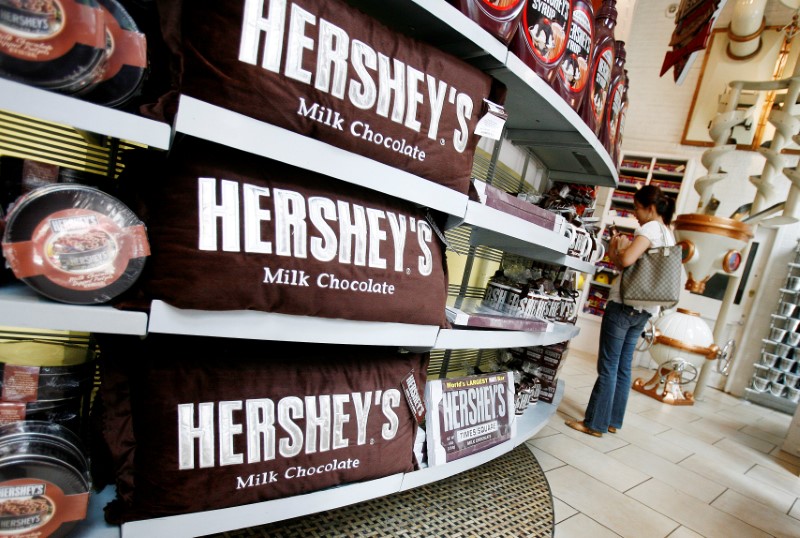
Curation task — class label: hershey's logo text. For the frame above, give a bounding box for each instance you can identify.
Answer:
[179,390,401,470]
[441,383,507,432]
[239,0,473,152]
[197,178,434,276]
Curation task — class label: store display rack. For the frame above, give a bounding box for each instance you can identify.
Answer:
[745,241,800,414]
[0,1,618,536]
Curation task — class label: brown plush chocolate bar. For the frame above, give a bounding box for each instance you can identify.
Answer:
[92,334,429,521]
[145,0,505,196]
[119,137,449,328]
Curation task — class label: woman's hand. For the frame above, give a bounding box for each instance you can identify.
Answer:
[613,234,652,268]
[609,234,630,268]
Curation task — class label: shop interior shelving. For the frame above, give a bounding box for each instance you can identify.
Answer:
[0,1,618,535]
[745,240,800,414]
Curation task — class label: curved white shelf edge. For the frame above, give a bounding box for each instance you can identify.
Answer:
[434,322,579,349]
[0,283,148,335]
[112,381,564,538]
[0,287,577,348]
[148,300,441,347]
[173,95,468,218]
[0,79,172,149]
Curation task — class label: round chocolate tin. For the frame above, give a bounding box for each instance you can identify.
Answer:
[0,0,108,94]
[1,184,150,305]
[0,455,90,537]
[79,0,148,107]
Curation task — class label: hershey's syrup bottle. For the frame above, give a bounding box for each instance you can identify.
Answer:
[579,0,617,136]
[612,68,629,167]
[510,0,574,85]
[456,0,526,45]
[554,0,594,111]
[600,41,627,160]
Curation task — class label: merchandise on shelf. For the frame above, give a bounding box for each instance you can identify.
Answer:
[0,420,92,537]
[92,334,429,522]
[503,342,569,403]
[447,0,524,45]
[142,0,506,197]
[0,0,107,94]
[118,137,450,327]
[553,0,594,111]
[579,0,616,136]
[424,371,515,465]
[600,40,627,160]
[77,0,148,108]
[472,180,563,230]
[510,0,573,85]
[747,242,800,411]
[0,329,96,437]
[0,0,148,109]
[1,184,151,305]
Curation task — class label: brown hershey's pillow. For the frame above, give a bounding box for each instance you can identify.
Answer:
[122,137,450,328]
[146,0,504,196]
[95,334,429,521]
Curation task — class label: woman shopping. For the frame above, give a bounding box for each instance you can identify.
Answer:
[566,185,676,437]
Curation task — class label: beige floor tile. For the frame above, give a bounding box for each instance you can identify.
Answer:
[549,415,629,453]
[530,424,559,440]
[746,463,800,497]
[790,499,800,520]
[532,434,648,492]
[606,422,692,463]
[715,438,799,475]
[741,423,791,447]
[608,445,726,503]
[666,526,704,538]
[618,411,673,436]
[711,488,800,538]
[680,453,796,513]
[712,428,777,454]
[658,429,754,474]
[524,443,565,472]
[639,410,728,445]
[554,513,621,538]
[561,373,597,389]
[546,466,679,538]
[552,497,578,525]
[625,478,772,538]
[639,406,704,426]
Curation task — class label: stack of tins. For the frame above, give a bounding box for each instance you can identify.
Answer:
[0,328,96,439]
[0,421,91,537]
[0,0,148,109]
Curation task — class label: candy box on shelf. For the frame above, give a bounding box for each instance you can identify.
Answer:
[424,371,515,466]
[472,180,561,231]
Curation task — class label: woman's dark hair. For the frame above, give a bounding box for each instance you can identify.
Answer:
[634,185,675,225]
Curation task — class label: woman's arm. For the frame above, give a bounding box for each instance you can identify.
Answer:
[610,234,652,268]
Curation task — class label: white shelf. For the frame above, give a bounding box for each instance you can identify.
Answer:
[147,300,441,347]
[0,79,172,149]
[463,202,567,256]
[117,380,564,537]
[434,323,579,350]
[0,284,148,335]
[172,96,469,218]
[495,54,618,187]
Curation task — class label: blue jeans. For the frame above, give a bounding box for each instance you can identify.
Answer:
[584,301,651,433]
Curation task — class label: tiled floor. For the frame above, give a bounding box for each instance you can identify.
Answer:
[527,349,800,538]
